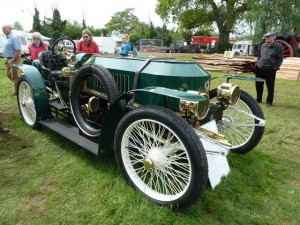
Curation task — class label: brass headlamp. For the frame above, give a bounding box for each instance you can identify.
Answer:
[216,83,240,105]
[82,96,100,115]
[179,91,209,120]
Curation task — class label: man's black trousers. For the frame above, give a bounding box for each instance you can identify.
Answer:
[255,66,276,105]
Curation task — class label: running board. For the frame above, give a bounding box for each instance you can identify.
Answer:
[39,118,99,155]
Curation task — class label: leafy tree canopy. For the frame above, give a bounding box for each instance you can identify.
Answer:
[245,0,300,42]
[156,0,254,43]
[64,21,83,40]
[105,8,139,34]
[32,7,41,33]
[12,21,23,31]
[51,8,67,39]
[128,22,150,44]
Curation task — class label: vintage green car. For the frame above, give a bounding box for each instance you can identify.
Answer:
[16,37,265,211]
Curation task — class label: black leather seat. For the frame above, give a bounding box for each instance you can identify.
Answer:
[38,51,68,78]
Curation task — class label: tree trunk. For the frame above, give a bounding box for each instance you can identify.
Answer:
[219,30,230,44]
[215,19,232,44]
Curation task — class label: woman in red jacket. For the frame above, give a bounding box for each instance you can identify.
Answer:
[76,29,100,53]
[28,32,48,60]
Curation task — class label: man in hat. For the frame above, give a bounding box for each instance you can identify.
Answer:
[255,31,283,107]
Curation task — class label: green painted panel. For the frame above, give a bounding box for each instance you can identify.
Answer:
[98,92,134,155]
[134,87,208,102]
[90,56,211,93]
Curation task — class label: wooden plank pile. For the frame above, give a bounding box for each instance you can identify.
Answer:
[193,54,300,80]
[276,57,300,81]
[193,54,257,74]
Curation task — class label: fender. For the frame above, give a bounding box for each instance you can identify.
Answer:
[15,64,51,120]
[98,86,208,156]
[98,92,134,156]
[224,74,265,83]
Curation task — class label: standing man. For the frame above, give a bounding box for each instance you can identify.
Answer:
[2,25,21,96]
[255,31,283,107]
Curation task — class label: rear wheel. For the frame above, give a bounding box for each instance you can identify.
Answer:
[17,76,41,129]
[209,89,265,154]
[114,106,208,210]
[70,64,118,137]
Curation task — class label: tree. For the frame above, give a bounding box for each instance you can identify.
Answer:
[51,8,67,39]
[245,0,300,42]
[12,21,23,31]
[156,0,254,44]
[149,21,157,39]
[32,7,42,33]
[180,29,193,45]
[105,8,139,34]
[82,18,87,29]
[193,27,215,37]
[64,21,83,40]
[40,17,53,38]
[154,24,173,46]
[129,22,150,44]
[98,28,109,37]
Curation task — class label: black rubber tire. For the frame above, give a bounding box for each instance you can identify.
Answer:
[17,76,41,129]
[51,37,76,56]
[70,64,118,137]
[114,105,208,211]
[209,89,265,154]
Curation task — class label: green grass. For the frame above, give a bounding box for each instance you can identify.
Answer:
[0,58,299,225]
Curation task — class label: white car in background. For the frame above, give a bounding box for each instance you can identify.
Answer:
[57,39,77,52]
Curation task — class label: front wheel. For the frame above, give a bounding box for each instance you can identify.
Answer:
[209,89,265,154]
[114,106,208,211]
[17,76,41,129]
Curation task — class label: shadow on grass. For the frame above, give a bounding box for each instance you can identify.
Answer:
[35,123,118,172]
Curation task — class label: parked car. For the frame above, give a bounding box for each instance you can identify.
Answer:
[16,37,265,211]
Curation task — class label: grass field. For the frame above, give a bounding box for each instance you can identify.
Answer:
[0,56,299,225]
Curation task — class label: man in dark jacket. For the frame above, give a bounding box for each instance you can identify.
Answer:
[255,31,283,107]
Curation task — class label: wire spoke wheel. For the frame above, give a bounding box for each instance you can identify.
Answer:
[115,106,208,210]
[17,76,40,129]
[210,89,265,154]
[219,99,255,147]
[123,119,191,199]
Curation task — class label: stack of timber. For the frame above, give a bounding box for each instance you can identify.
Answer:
[193,54,300,80]
[193,54,256,74]
[276,57,300,81]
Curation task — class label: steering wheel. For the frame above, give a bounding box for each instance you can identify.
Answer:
[51,37,76,57]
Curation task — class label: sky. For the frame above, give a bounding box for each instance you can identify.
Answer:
[0,0,172,32]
